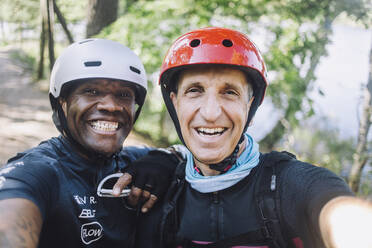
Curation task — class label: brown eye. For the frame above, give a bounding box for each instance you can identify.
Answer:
[117,89,135,100]
[84,88,99,96]
[119,92,132,98]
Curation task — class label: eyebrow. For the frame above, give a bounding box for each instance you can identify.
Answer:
[180,81,202,89]
[222,82,244,91]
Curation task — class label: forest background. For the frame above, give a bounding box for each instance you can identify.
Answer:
[0,0,371,196]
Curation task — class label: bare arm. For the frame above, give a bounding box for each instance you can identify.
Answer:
[319,196,372,248]
[0,198,42,248]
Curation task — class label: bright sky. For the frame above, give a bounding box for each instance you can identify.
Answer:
[249,23,372,141]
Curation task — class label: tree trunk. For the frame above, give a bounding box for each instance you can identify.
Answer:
[348,34,372,193]
[37,17,46,79]
[86,0,118,38]
[260,118,287,152]
[45,0,55,72]
[53,0,74,43]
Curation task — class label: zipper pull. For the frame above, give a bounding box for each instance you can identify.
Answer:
[213,192,219,204]
[270,174,276,191]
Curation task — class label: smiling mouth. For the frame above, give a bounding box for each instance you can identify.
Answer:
[90,120,120,132]
[196,127,227,136]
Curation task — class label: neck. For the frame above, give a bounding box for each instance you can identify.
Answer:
[62,135,114,162]
[194,138,247,176]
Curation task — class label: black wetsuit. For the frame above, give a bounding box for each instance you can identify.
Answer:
[0,136,151,248]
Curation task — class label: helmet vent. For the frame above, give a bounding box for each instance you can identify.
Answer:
[222,39,233,47]
[130,66,141,74]
[189,39,201,47]
[84,61,102,67]
[79,39,94,44]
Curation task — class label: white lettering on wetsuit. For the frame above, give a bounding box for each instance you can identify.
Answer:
[79,209,96,218]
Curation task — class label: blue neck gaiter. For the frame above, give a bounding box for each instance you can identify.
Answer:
[185,133,260,193]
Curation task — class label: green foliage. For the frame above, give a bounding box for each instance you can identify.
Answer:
[0,0,39,24]
[0,0,89,80]
[280,120,355,176]
[0,0,88,44]
[57,0,88,24]
[9,49,36,73]
[359,177,372,198]
[0,0,40,45]
[256,0,370,150]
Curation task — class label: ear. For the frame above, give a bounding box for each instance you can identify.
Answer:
[170,92,177,108]
[247,96,255,116]
[247,96,254,108]
[59,98,68,116]
[247,96,255,127]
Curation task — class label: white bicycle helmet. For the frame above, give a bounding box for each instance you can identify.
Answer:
[49,38,147,134]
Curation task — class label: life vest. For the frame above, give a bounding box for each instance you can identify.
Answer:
[159,151,304,248]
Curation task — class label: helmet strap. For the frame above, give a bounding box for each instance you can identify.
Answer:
[208,135,245,172]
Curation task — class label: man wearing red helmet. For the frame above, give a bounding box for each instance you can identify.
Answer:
[135,27,372,248]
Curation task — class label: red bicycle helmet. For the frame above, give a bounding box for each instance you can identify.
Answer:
[160,27,267,98]
[160,27,268,146]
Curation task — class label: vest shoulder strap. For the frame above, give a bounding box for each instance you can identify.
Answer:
[160,160,187,247]
[255,150,296,248]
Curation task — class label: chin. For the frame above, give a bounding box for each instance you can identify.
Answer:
[85,143,120,157]
[193,148,232,164]
[194,153,226,165]
[95,149,117,157]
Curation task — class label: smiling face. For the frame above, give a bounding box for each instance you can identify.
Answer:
[170,66,253,166]
[60,79,136,157]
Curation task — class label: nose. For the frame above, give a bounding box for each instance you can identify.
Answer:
[97,94,123,112]
[199,92,222,122]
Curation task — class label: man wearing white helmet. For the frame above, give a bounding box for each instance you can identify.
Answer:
[0,39,179,247]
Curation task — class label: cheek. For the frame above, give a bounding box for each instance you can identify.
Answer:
[176,107,187,129]
[177,102,195,126]
[125,103,136,124]
[66,99,90,126]
[227,102,248,125]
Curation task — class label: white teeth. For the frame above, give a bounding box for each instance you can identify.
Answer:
[197,127,225,135]
[90,120,119,132]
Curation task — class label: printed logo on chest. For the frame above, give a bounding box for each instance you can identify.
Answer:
[81,221,103,244]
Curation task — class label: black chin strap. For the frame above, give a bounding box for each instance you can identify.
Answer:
[208,135,245,172]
